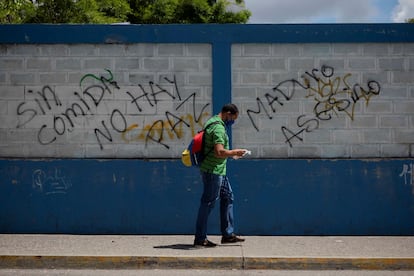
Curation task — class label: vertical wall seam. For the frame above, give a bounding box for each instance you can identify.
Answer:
[212,41,233,145]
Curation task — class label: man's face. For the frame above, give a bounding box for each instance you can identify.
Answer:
[225,112,238,121]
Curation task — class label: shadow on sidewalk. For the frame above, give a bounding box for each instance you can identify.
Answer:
[153,244,197,250]
[154,244,241,250]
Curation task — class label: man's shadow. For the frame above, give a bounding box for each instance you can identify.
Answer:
[153,244,198,250]
[153,244,240,250]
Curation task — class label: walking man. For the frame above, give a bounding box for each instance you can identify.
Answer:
[194,103,247,247]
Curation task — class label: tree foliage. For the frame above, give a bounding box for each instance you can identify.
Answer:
[0,0,36,23]
[210,0,251,23]
[128,0,250,24]
[0,0,251,24]
[24,0,131,23]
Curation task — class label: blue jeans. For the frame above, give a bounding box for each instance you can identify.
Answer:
[195,172,234,242]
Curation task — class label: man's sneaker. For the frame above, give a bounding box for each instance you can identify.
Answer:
[221,234,245,244]
[193,239,217,248]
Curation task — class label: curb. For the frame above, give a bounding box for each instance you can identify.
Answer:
[1,256,414,270]
[0,256,241,270]
[244,257,414,270]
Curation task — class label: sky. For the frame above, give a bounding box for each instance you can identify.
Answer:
[243,0,414,24]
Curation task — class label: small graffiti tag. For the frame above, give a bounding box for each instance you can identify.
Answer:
[32,168,72,195]
[400,163,414,187]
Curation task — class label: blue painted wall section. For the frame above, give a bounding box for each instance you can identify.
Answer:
[2,24,414,44]
[1,159,413,235]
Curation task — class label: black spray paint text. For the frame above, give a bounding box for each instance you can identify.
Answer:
[246,65,381,147]
[16,70,209,150]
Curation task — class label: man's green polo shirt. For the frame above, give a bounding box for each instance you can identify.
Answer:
[200,115,229,176]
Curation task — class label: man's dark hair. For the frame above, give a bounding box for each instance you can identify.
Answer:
[221,103,239,114]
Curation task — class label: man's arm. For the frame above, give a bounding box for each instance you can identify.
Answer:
[214,144,246,159]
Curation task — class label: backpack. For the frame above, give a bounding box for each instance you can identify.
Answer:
[181,121,221,167]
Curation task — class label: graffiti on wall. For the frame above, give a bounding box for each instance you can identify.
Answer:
[246,65,381,147]
[15,65,383,150]
[16,70,210,150]
[32,168,71,195]
[400,163,414,192]
[121,75,210,149]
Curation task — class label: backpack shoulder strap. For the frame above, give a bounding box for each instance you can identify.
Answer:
[202,121,222,158]
[203,120,221,131]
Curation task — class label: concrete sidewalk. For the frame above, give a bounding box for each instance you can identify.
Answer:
[1,235,414,270]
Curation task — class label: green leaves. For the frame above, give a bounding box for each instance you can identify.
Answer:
[128,0,251,24]
[0,0,35,23]
[1,0,251,24]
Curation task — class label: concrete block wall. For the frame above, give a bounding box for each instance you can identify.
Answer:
[1,25,413,159]
[0,43,212,158]
[232,43,414,158]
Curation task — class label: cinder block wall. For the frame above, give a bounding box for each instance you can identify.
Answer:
[1,43,212,158]
[1,24,413,235]
[1,38,413,159]
[232,43,414,158]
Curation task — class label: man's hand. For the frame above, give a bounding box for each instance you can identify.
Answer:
[232,149,250,159]
[235,149,246,157]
